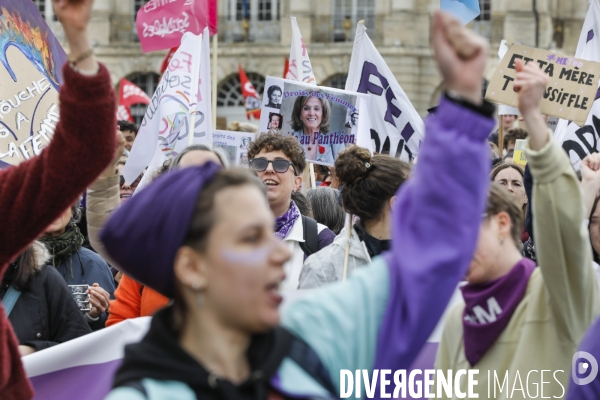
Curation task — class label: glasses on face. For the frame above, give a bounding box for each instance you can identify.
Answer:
[120,174,143,188]
[250,157,296,175]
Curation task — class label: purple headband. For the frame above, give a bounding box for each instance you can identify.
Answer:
[100,162,221,298]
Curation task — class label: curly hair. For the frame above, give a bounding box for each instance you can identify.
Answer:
[248,132,306,175]
[290,92,331,134]
[118,120,138,135]
[503,127,528,150]
[335,145,410,222]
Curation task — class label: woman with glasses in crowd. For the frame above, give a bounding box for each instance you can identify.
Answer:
[247,133,335,290]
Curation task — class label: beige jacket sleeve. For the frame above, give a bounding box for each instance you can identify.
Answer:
[86,173,121,268]
[526,134,600,342]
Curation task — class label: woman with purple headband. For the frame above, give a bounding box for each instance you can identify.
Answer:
[101,13,494,400]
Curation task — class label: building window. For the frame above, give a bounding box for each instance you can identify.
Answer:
[32,0,57,21]
[333,0,375,40]
[134,0,146,16]
[313,0,375,43]
[217,73,265,107]
[221,0,280,42]
[324,74,348,90]
[471,0,491,40]
[32,0,45,16]
[126,72,160,126]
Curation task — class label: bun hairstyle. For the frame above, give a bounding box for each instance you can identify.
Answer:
[335,146,411,222]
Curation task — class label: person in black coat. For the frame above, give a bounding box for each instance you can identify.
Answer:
[1,242,91,356]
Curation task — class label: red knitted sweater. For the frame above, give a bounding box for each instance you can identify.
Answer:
[0,64,116,400]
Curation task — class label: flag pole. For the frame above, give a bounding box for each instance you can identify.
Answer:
[498,115,504,156]
[309,163,316,189]
[212,34,218,130]
[342,213,353,281]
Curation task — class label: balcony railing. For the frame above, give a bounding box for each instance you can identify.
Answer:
[218,18,280,43]
[110,15,139,44]
[311,15,383,45]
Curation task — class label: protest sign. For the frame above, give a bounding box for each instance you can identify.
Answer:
[259,76,369,166]
[346,22,424,162]
[117,78,151,123]
[285,17,316,85]
[0,1,67,168]
[239,65,261,120]
[212,130,255,166]
[124,29,212,185]
[554,0,600,170]
[486,43,600,126]
[512,139,528,168]
[136,0,217,53]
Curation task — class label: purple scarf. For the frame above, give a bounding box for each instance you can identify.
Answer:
[461,258,536,366]
[275,201,300,239]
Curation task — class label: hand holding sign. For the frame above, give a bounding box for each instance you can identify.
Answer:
[432,11,488,105]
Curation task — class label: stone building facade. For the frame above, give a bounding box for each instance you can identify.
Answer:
[33,0,589,126]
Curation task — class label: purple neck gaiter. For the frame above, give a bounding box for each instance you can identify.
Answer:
[275,201,300,239]
[461,258,536,366]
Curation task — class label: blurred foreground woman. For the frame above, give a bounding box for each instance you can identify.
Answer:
[102,13,495,399]
[434,60,600,399]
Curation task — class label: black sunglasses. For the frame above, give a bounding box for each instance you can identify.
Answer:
[250,158,296,175]
[120,174,143,188]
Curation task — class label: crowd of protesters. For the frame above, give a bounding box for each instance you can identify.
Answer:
[3,1,600,399]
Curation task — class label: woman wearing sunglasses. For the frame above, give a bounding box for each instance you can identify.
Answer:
[247,133,335,290]
[102,13,495,399]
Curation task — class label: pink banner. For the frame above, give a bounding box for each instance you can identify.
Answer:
[136,0,217,53]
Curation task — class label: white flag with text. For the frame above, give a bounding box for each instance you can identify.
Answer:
[123,29,212,184]
[554,0,600,170]
[345,22,424,162]
[285,16,316,85]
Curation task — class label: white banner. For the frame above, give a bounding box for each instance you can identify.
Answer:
[554,0,600,170]
[285,16,316,85]
[345,22,424,162]
[123,28,212,184]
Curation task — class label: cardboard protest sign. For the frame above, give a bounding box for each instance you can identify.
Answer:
[346,22,424,162]
[259,76,369,166]
[136,0,217,53]
[512,139,528,168]
[212,130,255,166]
[554,0,600,171]
[0,1,67,168]
[124,29,212,185]
[486,44,600,126]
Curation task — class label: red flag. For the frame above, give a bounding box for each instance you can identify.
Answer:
[160,47,179,74]
[116,105,133,122]
[117,79,151,122]
[283,57,289,78]
[238,65,261,120]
